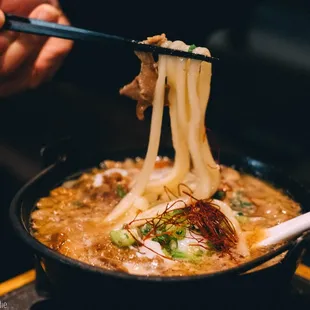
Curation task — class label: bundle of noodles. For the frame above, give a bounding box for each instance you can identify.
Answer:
[105,34,219,220]
[104,34,249,257]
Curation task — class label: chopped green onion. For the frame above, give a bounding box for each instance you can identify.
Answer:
[171,250,188,259]
[213,190,226,200]
[172,227,186,240]
[140,223,152,236]
[172,209,184,216]
[230,191,252,208]
[188,44,197,52]
[171,248,204,261]
[241,202,252,207]
[236,215,249,224]
[110,229,135,247]
[152,234,171,246]
[169,239,178,251]
[153,234,181,254]
[116,184,127,198]
[162,209,184,221]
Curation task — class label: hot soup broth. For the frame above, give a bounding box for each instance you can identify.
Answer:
[31,158,301,276]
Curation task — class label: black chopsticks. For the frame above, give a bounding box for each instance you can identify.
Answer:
[2,13,219,63]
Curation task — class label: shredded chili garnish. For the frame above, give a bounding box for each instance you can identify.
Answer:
[125,191,238,259]
[184,193,238,253]
[177,183,193,196]
[164,186,178,200]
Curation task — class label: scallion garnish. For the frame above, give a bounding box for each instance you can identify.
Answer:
[213,190,226,200]
[116,184,127,198]
[188,44,197,52]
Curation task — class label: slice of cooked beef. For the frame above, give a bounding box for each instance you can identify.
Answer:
[119,34,169,120]
[120,52,158,120]
[145,34,167,46]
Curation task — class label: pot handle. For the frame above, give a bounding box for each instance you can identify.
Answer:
[34,256,52,298]
[40,136,72,167]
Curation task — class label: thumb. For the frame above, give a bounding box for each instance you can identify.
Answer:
[0,10,5,29]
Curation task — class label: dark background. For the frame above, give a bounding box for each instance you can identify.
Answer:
[1,0,310,282]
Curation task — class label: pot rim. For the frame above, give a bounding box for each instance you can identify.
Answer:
[9,155,309,283]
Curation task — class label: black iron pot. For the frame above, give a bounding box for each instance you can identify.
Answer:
[9,139,310,309]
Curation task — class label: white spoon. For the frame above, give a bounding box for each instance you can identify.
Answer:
[254,212,310,248]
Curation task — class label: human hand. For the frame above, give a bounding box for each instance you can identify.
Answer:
[0,1,73,97]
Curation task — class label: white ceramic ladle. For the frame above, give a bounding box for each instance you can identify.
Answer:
[254,212,310,248]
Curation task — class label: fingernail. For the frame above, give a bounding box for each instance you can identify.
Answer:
[34,5,59,21]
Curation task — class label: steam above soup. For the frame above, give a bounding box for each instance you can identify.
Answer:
[31,35,301,276]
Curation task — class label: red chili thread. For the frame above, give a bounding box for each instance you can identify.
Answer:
[125,190,238,258]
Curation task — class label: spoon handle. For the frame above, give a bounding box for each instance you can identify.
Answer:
[256,212,310,247]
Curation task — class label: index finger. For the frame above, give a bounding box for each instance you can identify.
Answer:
[0,10,5,29]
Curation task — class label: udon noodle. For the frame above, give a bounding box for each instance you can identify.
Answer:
[107,35,220,224]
